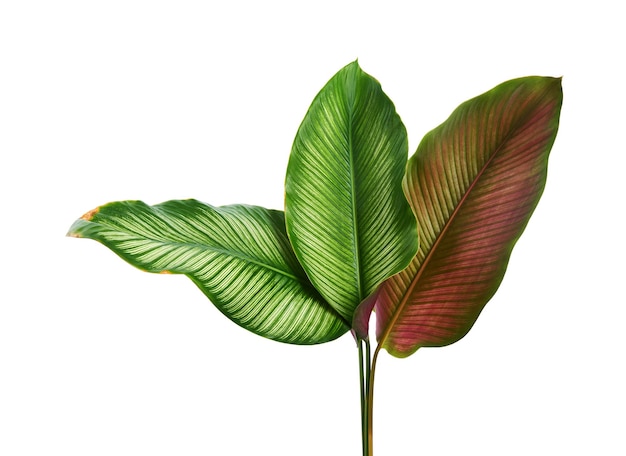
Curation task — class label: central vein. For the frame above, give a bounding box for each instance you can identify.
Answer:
[346,75,364,303]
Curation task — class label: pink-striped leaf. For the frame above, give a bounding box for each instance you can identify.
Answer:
[375,76,562,357]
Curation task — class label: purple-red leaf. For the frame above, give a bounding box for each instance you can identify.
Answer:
[376,76,562,357]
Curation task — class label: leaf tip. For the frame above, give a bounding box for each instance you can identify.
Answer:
[66,219,86,238]
[343,59,363,75]
[67,206,102,238]
[551,75,563,87]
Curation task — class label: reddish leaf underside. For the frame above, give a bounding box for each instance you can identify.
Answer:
[375,76,562,357]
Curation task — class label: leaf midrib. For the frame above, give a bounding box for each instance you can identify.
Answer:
[346,75,365,303]
[98,220,303,282]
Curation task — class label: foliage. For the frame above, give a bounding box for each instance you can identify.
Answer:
[69,61,562,455]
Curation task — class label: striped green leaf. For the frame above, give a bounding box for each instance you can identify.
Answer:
[375,76,563,357]
[285,61,418,323]
[68,200,349,344]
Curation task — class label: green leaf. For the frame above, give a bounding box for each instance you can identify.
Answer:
[285,61,418,323]
[376,76,563,357]
[68,200,349,344]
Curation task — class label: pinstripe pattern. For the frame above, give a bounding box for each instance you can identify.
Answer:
[376,77,563,357]
[68,200,349,344]
[285,62,418,322]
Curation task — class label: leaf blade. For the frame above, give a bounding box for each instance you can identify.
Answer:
[285,61,418,322]
[376,76,563,357]
[68,200,349,344]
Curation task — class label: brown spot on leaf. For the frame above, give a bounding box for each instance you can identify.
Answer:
[80,207,100,221]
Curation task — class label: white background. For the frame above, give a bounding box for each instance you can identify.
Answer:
[1,1,624,455]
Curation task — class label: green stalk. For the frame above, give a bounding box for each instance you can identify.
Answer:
[367,346,380,455]
[358,340,369,456]
[358,339,374,456]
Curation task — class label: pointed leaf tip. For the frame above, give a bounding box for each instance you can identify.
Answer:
[67,207,100,237]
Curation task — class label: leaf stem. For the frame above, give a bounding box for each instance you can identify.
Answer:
[358,340,369,456]
[358,339,374,456]
[368,345,380,455]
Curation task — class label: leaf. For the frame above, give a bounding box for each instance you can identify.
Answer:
[285,61,418,323]
[375,76,563,357]
[68,200,349,344]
